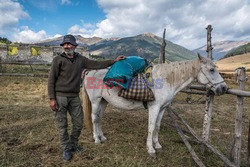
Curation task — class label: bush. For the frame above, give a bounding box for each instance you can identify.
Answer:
[7,46,18,56]
[30,47,41,56]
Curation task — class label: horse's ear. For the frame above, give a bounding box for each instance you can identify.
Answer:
[197,53,206,63]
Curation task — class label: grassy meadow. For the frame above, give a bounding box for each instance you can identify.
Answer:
[216,53,250,74]
[0,74,249,167]
[0,58,250,167]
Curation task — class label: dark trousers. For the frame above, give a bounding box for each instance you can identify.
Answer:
[55,96,83,150]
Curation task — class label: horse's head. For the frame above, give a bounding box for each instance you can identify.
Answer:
[197,53,227,95]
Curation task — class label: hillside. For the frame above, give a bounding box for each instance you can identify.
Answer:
[35,35,104,46]
[193,41,248,60]
[223,42,250,59]
[89,33,197,61]
[34,33,196,62]
[215,53,250,72]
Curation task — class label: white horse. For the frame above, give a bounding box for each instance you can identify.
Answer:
[82,54,227,157]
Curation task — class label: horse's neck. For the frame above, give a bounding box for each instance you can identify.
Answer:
[153,59,201,92]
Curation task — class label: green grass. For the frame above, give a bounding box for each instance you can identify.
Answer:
[0,64,50,75]
[0,76,249,166]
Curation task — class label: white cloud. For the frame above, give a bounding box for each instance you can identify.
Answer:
[53,34,63,38]
[0,0,29,35]
[5,0,250,49]
[12,26,49,43]
[68,24,96,37]
[75,0,250,49]
[61,0,71,5]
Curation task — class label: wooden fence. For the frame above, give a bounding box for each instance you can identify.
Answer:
[176,68,249,167]
[0,57,50,77]
[168,25,250,167]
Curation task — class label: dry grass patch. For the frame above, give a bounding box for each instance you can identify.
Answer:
[0,76,249,166]
[216,53,250,73]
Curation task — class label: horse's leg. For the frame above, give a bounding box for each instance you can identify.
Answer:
[96,99,108,142]
[147,105,160,157]
[153,107,166,152]
[91,97,102,144]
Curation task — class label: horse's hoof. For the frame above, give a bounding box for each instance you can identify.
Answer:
[94,139,101,144]
[155,148,163,153]
[100,136,107,142]
[149,153,157,158]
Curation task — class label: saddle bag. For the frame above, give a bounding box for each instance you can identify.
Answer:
[118,73,155,101]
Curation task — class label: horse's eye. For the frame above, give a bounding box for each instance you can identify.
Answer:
[210,68,215,73]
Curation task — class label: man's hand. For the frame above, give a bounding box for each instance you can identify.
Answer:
[50,99,58,111]
[114,55,126,62]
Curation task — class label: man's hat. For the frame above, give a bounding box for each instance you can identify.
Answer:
[60,34,78,46]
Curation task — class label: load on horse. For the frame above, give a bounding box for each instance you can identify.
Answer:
[82,54,227,157]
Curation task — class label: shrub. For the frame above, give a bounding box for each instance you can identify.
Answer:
[7,46,18,56]
[30,47,41,56]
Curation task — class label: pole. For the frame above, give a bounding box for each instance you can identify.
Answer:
[202,25,214,144]
[158,28,166,64]
[234,67,246,167]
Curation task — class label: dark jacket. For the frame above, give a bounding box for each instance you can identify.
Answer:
[48,52,114,99]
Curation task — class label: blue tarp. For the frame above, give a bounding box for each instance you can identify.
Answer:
[103,56,148,89]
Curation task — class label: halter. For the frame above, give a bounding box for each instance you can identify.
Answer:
[200,67,225,90]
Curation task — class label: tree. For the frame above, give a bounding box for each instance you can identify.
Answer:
[0,37,11,44]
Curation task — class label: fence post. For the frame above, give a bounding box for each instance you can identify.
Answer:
[202,93,214,142]
[0,57,2,73]
[248,116,250,166]
[206,25,213,60]
[27,46,33,72]
[233,67,246,167]
[158,28,166,64]
[202,25,214,144]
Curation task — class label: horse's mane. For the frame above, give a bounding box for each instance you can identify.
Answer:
[153,59,201,86]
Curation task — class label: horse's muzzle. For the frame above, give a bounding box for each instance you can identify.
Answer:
[211,82,228,96]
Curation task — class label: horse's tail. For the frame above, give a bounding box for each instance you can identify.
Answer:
[82,82,93,132]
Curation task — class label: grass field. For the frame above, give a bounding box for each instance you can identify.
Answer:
[216,53,250,74]
[0,76,249,167]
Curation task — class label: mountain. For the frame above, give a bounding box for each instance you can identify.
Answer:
[34,35,104,46]
[35,33,197,62]
[89,33,196,61]
[193,41,248,60]
[223,42,250,59]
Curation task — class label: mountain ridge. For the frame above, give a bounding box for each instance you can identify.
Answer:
[35,33,197,62]
[223,42,250,59]
[193,40,248,60]
[34,35,104,46]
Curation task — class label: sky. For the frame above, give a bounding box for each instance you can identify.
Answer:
[0,0,250,50]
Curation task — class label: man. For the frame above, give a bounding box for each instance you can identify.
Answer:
[48,34,125,161]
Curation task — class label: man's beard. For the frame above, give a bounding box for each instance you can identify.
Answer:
[64,48,75,55]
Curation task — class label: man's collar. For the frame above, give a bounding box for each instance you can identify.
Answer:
[61,52,78,58]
